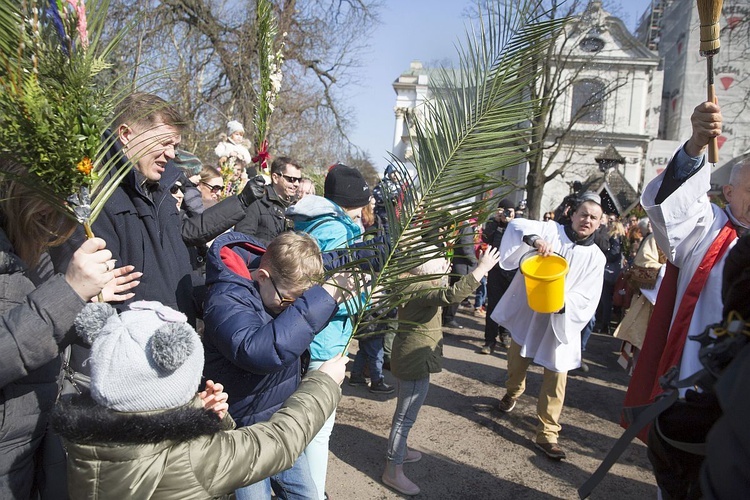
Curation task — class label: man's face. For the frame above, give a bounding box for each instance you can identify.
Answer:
[119,122,181,182]
[570,201,603,239]
[497,207,514,223]
[724,165,750,227]
[272,165,302,200]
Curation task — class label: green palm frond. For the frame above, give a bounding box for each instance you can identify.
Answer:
[341,0,567,344]
[0,0,134,231]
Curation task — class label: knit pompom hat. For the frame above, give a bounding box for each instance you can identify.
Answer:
[227,120,245,136]
[75,301,204,412]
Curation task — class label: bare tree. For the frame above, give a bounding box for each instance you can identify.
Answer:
[466,0,637,219]
[103,0,381,164]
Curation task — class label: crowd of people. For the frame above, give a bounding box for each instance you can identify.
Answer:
[1,88,749,500]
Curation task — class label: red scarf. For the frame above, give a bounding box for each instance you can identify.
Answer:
[622,220,736,441]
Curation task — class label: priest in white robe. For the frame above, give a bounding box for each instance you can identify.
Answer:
[491,194,605,460]
[623,101,750,498]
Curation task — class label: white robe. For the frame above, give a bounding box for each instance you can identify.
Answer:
[642,156,738,383]
[490,218,605,372]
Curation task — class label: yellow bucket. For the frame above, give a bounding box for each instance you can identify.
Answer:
[519,252,569,313]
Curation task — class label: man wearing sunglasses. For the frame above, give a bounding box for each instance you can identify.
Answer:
[235,156,303,243]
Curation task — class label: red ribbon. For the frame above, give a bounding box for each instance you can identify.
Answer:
[252,139,270,171]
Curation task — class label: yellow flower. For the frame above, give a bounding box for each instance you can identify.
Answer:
[76,157,93,176]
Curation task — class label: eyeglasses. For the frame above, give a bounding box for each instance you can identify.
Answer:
[201,181,224,194]
[278,173,302,184]
[169,185,182,195]
[269,275,295,305]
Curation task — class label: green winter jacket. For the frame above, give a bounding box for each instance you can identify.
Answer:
[391,273,479,381]
[51,371,341,499]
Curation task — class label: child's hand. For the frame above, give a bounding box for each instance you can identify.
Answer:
[199,380,229,420]
[317,354,348,385]
[476,246,501,275]
[322,272,355,303]
[91,265,142,303]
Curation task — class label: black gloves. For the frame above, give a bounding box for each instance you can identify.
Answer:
[238,175,267,208]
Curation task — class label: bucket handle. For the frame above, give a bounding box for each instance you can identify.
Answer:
[519,250,565,275]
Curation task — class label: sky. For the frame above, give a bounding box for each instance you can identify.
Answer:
[346,0,657,172]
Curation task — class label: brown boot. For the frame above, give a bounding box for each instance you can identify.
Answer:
[382,461,420,495]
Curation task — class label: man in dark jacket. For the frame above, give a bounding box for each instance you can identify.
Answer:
[479,198,516,353]
[52,93,261,324]
[234,156,302,243]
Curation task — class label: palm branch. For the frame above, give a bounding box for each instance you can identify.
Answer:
[340,0,567,347]
[251,0,284,173]
[0,0,136,236]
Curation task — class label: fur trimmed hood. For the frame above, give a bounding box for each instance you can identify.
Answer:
[50,393,224,445]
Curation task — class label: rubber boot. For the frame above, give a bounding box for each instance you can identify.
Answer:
[404,448,422,463]
[382,461,420,496]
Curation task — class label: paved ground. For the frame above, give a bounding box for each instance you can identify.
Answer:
[325,308,657,499]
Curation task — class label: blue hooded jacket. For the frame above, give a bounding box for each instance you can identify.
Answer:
[287,195,365,361]
[201,231,338,426]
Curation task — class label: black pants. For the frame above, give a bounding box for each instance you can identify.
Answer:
[483,267,514,345]
[442,262,474,323]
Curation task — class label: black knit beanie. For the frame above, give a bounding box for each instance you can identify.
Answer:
[324,164,372,208]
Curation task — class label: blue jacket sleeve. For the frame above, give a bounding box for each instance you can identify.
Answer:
[204,284,338,374]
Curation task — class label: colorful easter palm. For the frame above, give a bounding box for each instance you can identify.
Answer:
[0,0,132,237]
[250,0,284,174]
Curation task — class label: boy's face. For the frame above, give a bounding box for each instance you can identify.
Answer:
[258,270,301,314]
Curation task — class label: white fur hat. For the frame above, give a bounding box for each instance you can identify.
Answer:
[227,120,245,136]
[408,246,450,276]
[75,301,204,412]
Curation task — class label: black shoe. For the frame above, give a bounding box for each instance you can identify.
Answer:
[498,335,511,349]
[444,320,463,329]
[369,380,395,394]
[479,344,495,355]
[497,394,517,413]
[348,374,368,386]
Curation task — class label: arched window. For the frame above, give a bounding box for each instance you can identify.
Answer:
[571,79,605,124]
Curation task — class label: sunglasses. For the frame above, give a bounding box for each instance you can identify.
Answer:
[169,185,182,195]
[201,181,224,194]
[269,275,295,305]
[278,173,302,184]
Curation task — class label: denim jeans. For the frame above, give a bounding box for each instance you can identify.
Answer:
[581,315,595,351]
[386,377,430,465]
[474,276,487,308]
[304,360,337,500]
[351,334,385,382]
[234,451,317,500]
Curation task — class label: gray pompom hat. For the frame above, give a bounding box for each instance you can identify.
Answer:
[76,301,204,412]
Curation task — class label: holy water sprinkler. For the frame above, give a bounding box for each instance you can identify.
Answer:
[697,0,723,163]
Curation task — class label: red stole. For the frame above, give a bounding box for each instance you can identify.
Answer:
[622,220,736,441]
